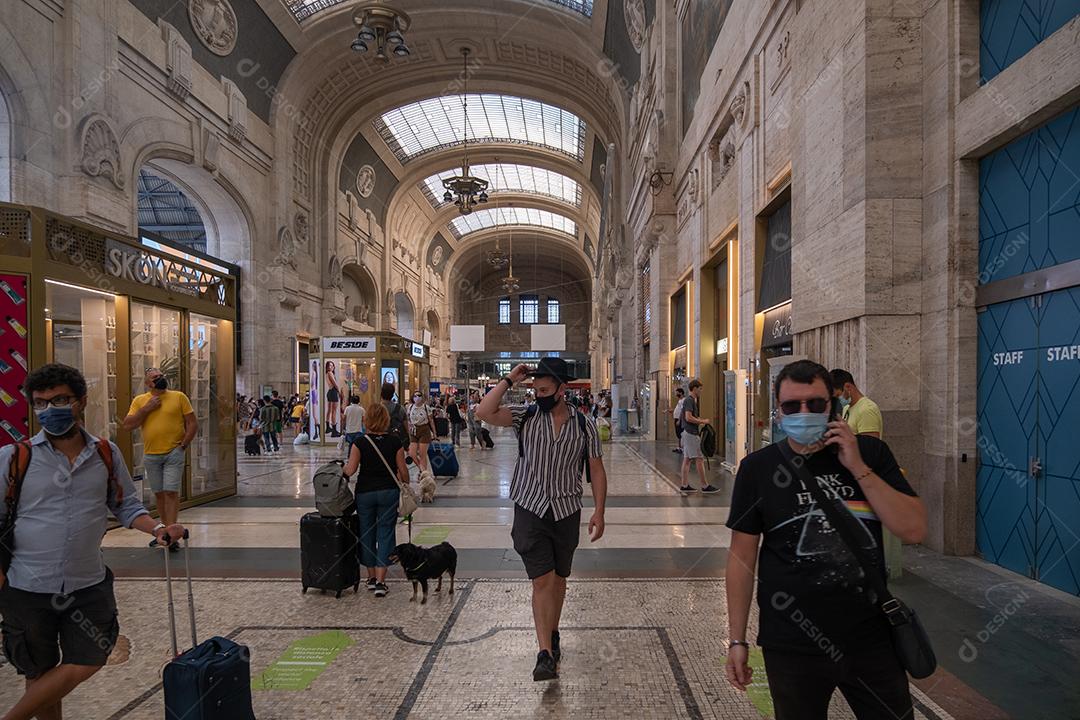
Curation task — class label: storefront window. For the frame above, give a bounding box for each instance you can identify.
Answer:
[189,314,233,497]
[130,302,181,508]
[45,281,118,441]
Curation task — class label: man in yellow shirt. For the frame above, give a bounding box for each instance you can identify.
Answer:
[829,369,882,437]
[122,368,198,549]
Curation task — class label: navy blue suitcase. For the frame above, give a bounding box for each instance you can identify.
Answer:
[161,532,255,720]
[427,441,459,477]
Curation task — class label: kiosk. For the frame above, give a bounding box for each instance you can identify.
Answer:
[0,202,239,511]
[307,333,429,445]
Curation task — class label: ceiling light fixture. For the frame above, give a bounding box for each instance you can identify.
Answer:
[442,48,489,215]
[351,1,412,62]
[501,205,520,294]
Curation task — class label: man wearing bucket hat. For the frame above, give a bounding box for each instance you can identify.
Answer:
[477,357,608,682]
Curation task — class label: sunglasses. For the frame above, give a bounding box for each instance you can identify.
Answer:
[778,398,830,415]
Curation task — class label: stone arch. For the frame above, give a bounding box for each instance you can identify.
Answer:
[0,82,10,202]
[394,291,415,341]
[341,262,378,325]
[426,309,441,348]
[0,30,53,205]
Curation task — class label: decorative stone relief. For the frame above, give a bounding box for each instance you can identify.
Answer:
[188,0,238,57]
[356,304,371,325]
[160,21,192,100]
[275,226,297,269]
[709,127,736,188]
[730,82,749,127]
[356,165,376,198]
[221,77,247,142]
[294,212,309,247]
[78,114,125,190]
[201,126,221,173]
[687,168,700,201]
[346,192,358,230]
[625,0,646,52]
[430,245,444,268]
[327,255,343,290]
[777,31,791,70]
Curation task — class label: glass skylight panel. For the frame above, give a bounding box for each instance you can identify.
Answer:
[286,0,591,22]
[449,207,577,238]
[376,95,586,163]
[421,164,582,207]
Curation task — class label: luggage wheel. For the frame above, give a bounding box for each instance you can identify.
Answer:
[335,590,343,599]
[302,586,308,594]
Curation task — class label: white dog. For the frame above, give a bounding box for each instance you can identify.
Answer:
[419,470,437,503]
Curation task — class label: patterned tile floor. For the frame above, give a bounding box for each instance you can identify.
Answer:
[4,433,1079,718]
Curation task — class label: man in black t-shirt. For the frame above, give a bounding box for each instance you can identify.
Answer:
[724,360,927,720]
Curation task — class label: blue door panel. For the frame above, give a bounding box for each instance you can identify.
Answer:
[1036,474,1080,595]
[976,465,1037,575]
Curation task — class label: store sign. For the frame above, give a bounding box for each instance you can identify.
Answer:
[103,239,227,305]
[716,337,729,355]
[761,302,792,348]
[411,342,426,359]
[322,336,375,352]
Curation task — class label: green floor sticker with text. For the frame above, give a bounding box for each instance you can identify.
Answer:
[721,647,774,718]
[252,630,354,691]
[411,525,451,545]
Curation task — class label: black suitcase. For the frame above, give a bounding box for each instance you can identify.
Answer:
[244,433,261,455]
[300,512,360,598]
[435,417,450,437]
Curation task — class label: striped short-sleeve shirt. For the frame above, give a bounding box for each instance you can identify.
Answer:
[509,403,603,520]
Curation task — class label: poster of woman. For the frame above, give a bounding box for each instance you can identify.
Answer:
[309,359,321,441]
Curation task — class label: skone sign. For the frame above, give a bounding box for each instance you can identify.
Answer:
[103,240,227,304]
[322,336,376,352]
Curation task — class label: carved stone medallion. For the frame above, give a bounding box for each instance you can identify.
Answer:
[188,0,238,57]
[356,165,377,198]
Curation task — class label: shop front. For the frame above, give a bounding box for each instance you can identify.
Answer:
[307,333,429,445]
[0,202,238,511]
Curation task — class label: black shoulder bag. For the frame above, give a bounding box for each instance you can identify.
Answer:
[777,443,937,679]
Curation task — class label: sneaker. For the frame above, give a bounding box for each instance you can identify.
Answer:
[551,630,561,664]
[532,650,558,681]
[366,577,378,591]
[672,447,682,453]
[701,485,721,494]
[374,582,388,597]
[679,485,696,494]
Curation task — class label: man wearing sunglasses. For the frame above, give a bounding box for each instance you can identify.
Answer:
[723,360,927,720]
[1,364,185,720]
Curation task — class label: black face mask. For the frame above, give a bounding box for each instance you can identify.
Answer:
[153,377,168,390]
[536,394,558,413]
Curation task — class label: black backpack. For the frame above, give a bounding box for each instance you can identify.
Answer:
[517,405,593,483]
[387,402,410,445]
[700,423,718,459]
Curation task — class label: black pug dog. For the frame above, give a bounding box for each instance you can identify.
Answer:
[388,542,457,604]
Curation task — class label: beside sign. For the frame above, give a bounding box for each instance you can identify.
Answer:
[321,336,376,352]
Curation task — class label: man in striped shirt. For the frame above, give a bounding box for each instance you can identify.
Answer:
[477,358,608,682]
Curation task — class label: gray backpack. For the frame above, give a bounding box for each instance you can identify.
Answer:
[313,460,353,517]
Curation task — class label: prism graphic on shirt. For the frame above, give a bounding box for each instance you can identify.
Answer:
[770,472,878,559]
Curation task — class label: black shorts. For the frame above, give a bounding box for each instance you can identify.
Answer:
[0,569,119,678]
[674,420,683,439]
[511,505,581,579]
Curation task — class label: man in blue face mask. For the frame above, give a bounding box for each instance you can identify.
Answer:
[722,359,927,720]
[0,364,185,720]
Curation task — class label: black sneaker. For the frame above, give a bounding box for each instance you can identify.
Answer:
[374,582,388,597]
[551,630,561,664]
[679,485,695,494]
[532,650,558,681]
[701,485,721,494]
[366,577,378,591]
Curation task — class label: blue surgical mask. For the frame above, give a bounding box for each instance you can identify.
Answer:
[35,406,77,436]
[838,395,851,409]
[779,412,828,445]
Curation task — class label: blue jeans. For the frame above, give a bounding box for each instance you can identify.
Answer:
[263,431,279,451]
[355,487,400,568]
[344,432,361,449]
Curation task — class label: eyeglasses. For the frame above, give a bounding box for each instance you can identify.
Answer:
[778,398,830,415]
[32,395,77,410]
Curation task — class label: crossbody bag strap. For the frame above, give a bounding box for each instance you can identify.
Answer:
[578,411,592,484]
[3,442,32,522]
[776,442,893,607]
[363,434,406,492]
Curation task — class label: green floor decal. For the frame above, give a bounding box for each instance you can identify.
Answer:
[411,525,451,545]
[720,647,774,718]
[252,630,354,691]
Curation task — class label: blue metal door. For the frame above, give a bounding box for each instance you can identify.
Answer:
[977,298,1040,579]
[1034,287,1080,594]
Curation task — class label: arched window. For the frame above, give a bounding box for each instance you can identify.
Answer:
[520,295,539,325]
[547,298,560,324]
[498,297,511,325]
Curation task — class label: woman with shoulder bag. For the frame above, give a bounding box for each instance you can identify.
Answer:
[342,402,412,597]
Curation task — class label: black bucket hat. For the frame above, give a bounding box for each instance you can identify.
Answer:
[527,357,574,383]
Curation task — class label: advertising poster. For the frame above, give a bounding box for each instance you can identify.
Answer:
[308,359,321,441]
[380,367,399,403]
[0,274,29,446]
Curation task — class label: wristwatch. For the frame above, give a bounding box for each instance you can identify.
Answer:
[728,640,750,649]
[501,376,514,389]
[151,522,166,540]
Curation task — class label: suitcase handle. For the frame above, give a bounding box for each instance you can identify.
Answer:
[162,530,197,657]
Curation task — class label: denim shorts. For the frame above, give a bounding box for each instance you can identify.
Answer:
[144,446,186,493]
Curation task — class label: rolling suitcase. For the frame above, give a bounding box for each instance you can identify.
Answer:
[300,512,361,598]
[162,531,255,720]
[244,433,261,455]
[434,416,450,437]
[427,441,459,477]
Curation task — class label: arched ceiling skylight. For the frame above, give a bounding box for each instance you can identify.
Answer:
[375,95,586,164]
[421,164,582,208]
[286,0,592,23]
[449,207,577,239]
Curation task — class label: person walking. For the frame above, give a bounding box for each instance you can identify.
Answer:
[830,369,883,438]
[477,358,608,682]
[341,402,407,598]
[1,364,186,720]
[724,360,926,719]
[122,367,198,551]
[259,395,282,453]
[343,394,365,448]
[679,379,719,494]
[466,392,480,449]
[408,390,436,473]
[289,398,305,437]
[381,382,411,450]
[447,398,464,446]
[672,386,686,454]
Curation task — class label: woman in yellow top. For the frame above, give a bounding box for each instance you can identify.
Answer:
[289,399,305,437]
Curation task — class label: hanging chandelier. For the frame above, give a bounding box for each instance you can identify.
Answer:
[501,213,520,294]
[351,2,412,62]
[442,48,489,215]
